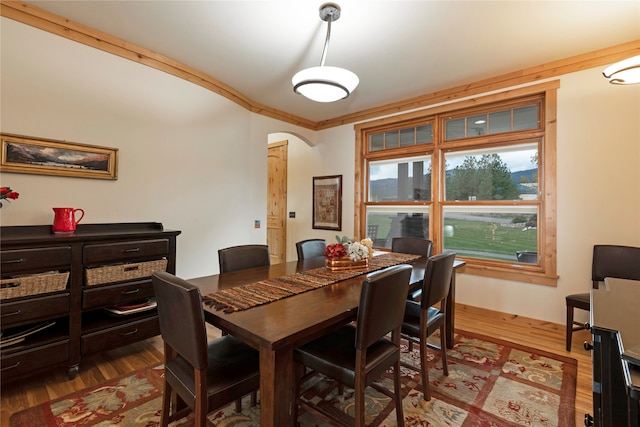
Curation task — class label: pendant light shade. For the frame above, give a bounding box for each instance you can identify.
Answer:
[292,3,359,102]
[602,55,640,85]
[292,66,359,102]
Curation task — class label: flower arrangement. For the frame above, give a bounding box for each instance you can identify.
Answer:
[0,187,19,207]
[324,235,373,262]
[346,241,369,261]
[324,242,347,260]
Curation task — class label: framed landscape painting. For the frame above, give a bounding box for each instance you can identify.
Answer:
[313,175,342,230]
[0,133,118,180]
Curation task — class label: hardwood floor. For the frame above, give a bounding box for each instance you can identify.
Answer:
[0,303,593,426]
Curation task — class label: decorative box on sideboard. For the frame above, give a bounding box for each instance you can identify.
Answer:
[0,222,181,383]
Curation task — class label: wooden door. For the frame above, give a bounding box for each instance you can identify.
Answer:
[267,141,288,264]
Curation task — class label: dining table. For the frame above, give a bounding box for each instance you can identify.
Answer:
[190,254,465,427]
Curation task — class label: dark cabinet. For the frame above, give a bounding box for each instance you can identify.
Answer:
[589,278,640,427]
[1,222,180,383]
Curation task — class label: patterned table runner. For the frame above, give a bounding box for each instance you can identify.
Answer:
[202,252,421,313]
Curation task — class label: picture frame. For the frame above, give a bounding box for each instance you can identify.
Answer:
[0,133,118,180]
[312,175,342,230]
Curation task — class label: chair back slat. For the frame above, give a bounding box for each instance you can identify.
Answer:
[592,245,640,283]
[421,252,456,310]
[356,264,412,350]
[153,271,208,369]
[391,237,433,257]
[218,244,270,273]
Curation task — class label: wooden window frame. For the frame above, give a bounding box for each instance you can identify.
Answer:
[354,81,559,286]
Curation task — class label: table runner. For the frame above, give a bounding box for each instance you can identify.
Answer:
[202,252,421,313]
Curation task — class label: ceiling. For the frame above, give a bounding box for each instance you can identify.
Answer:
[22,1,640,124]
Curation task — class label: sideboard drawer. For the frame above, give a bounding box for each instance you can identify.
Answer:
[0,293,70,328]
[1,247,72,274]
[81,316,159,355]
[1,340,69,381]
[83,239,169,265]
[82,280,155,309]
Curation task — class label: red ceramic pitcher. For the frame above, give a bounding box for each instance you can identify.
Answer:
[52,207,85,233]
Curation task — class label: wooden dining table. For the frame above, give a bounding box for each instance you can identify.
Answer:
[190,255,465,427]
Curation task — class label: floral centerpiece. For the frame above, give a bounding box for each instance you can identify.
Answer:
[324,236,374,271]
[0,187,19,208]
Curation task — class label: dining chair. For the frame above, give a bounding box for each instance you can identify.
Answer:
[218,244,270,273]
[391,237,433,257]
[565,244,640,351]
[401,251,456,401]
[293,264,412,427]
[152,271,260,427]
[295,238,327,260]
[392,237,433,303]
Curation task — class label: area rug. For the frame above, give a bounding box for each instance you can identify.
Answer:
[9,330,577,427]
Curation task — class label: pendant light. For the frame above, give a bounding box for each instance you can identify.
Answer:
[602,55,640,85]
[292,3,359,102]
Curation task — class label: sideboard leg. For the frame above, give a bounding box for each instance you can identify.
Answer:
[68,365,79,380]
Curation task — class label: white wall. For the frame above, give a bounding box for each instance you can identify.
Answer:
[2,18,639,325]
[268,127,357,261]
[1,18,298,279]
[456,70,640,325]
[297,70,640,325]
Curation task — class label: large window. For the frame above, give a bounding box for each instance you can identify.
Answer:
[355,82,558,285]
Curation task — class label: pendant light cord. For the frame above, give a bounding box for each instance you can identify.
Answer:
[319,12,333,67]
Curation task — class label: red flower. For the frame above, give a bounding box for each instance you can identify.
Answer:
[0,186,19,207]
[324,243,347,260]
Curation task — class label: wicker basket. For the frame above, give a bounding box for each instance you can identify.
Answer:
[325,257,369,272]
[0,271,69,300]
[85,258,167,286]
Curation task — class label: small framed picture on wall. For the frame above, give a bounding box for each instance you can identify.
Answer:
[312,175,342,230]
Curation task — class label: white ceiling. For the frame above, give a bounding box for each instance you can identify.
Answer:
[25,1,640,123]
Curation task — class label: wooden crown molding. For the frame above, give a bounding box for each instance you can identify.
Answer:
[2,1,639,131]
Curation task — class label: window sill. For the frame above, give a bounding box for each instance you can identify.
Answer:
[460,263,558,287]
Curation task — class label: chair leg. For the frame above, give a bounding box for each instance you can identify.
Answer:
[355,375,366,427]
[393,359,404,426]
[160,382,172,427]
[420,332,431,401]
[354,350,369,427]
[194,370,207,427]
[440,325,449,376]
[566,305,574,352]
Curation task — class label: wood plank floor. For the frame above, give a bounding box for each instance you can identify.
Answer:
[0,303,593,426]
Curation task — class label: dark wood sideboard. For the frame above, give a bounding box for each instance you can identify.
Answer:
[0,223,181,383]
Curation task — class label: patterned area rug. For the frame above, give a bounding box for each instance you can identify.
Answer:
[202,252,421,312]
[9,330,576,427]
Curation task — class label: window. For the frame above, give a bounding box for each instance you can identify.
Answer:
[369,124,432,152]
[355,82,558,286]
[442,143,539,262]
